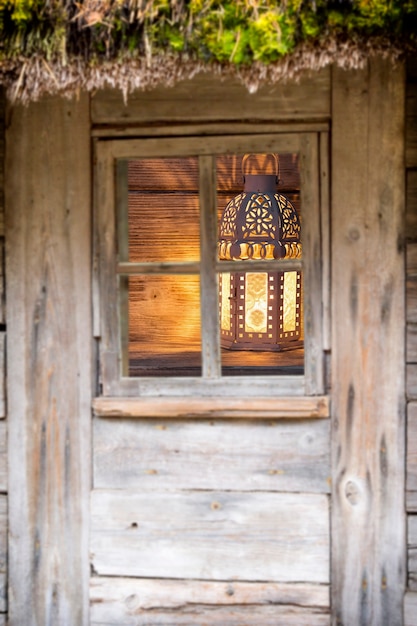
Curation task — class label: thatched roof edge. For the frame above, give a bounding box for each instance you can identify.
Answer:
[0,36,407,105]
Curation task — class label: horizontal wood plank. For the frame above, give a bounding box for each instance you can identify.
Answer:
[405,591,417,626]
[92,121,330,138]
[91,490,329,583]
[406,80,417,168]
[93,395,329,419]
[407,490,417,512]
[409,514,417,589]
[407,364,417,399]
[93,418,330,493]
[91,577,329,626]
[91,70,330,126]
[408,403,417,495]
[406,170,417,240]
[407,324,417,363]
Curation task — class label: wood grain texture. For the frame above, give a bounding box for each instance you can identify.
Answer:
[406,170,417,240]
[409,515,417,590]
[93,395,329,419]
[331,60,406,625]
[91,69,331,126]
[5,96,92,625]
[93,417,330,492]
[406,61,417,168]
[405,591,417,626]
[0,89,4,237]
[0,422,7,493]
[408,403,417,503]
[90,577,330,625]
[91,490,329,582]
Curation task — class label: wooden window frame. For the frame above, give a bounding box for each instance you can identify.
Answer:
[93,132,330,418]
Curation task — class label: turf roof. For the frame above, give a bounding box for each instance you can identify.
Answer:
[0,0,415,102]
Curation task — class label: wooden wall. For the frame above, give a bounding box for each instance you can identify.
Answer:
[405,57,417,626]
[90,70,332,625]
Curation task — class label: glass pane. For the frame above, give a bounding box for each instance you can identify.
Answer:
[127,157,200,263]
[128,275,201,377]
[218,152,304,376]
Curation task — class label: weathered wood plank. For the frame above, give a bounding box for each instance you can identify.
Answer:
[92,121,330,138]
[91,578,330,626]
[93,417,330,493]
[407,364,417,399]
[407,490,417,512]
[0,422,7,493]
[93,395,329,419]
[406,170,417,240]
[199,155,220,378]
[91,69,331,126]
[405,591,417,626]
[0,495,7,574]
[406,78,417,168]
[407,324,417,363]
[0,89,4,238]
[91,490,329,583]
[408,403,417,497]
[331,60,406,625]
[409,515,417,590]
[0,334,5,419]
[6,96,92,625]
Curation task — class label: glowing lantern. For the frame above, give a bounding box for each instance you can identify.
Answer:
[218,154,302,351]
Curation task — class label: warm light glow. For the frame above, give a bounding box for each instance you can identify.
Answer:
[245,272,268,333]
[221,273,231,331]
[283,271,297,333]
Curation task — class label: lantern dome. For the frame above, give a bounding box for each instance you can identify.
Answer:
[218,154,301,261]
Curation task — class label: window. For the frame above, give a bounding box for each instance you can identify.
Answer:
[94,133,328,413]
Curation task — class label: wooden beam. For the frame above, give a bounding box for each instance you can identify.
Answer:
[93,395,329,419]
[6,96,92,625]
[331,59,406,624]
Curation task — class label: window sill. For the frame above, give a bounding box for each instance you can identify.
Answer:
[92,395,330,420]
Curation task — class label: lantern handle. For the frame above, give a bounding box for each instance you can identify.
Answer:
[241,153,280,183]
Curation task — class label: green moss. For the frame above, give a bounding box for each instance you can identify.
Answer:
[0,0,416,65]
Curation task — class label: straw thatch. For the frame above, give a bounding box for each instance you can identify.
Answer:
[0,0,415,103]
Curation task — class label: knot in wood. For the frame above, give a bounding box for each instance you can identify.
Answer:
[345,480,360,505]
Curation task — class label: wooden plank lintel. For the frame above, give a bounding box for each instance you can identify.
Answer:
[117,259,303,275]
[91,121,330,138]
[93,395,329,419]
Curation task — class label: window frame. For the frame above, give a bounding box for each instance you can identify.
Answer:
[93,132,329,413]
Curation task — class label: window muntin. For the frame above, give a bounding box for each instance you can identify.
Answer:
[95,133,324,397]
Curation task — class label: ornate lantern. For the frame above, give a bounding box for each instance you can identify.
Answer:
[218,154,302,351]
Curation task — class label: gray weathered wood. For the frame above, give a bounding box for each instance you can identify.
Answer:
[200,155,221,378]
[0,89,4,238]
[90,577,330,625]
[331,59,406,625]
[6,96,92,625]
[407,364,417,399]
[320,132,331,352]
[93,417,330,492]
[409,515,417,590]
[0,422,7,492]
[407,324,417,363]
[408,403,417,500]
[0,334,5,419]
[301,133,323,394]
[405,591,417,626]
[91,490,329,583]
[91,69,331,126]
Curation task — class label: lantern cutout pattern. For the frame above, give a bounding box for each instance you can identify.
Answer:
[218,153,302,351]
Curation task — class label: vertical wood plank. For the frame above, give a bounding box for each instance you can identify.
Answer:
[331,60,406,625]
[199,154,221,378]
[6,95,92,625]
[301,133,324,394]
[320,132,331,353]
